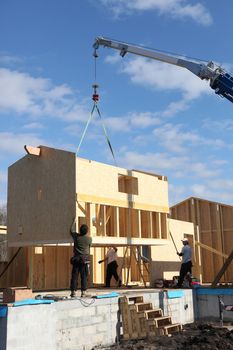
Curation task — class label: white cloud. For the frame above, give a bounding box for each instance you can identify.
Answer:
[97,0,212,25]
[0,132,46,155]
[121,57,210,98]
[202,118,233,132]
[0,68,89,122]
[191,183,233,203]
[129,111,161,128]
[23,122,44,129]
[103,117,131,132]
[102,111,161,132]
[0,170,7,184]
[119,149,223,179]
[152,123,227,153]
[169,183,188,205]
[208,179,233,191]
[107,56,211,116]
[0,53,22,65]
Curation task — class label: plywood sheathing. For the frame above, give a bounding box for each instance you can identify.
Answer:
[76,158,169,212]
[7,146,170,246]
[7,146,76,246]
[170,197,233,283]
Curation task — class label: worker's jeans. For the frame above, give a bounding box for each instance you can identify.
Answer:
[70,259,88,292]
[106,261,120,287]
[177,261,192,287]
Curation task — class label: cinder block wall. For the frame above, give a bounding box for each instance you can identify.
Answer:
[0,290,194,350]
[194,288,233,322]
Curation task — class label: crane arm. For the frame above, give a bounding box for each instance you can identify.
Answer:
[93,36,233,104]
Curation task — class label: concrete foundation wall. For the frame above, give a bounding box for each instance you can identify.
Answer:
[194,288,233,322]
[0,290,194,350]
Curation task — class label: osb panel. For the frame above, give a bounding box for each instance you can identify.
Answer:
[7,146,76,246]
[76,158,169,212]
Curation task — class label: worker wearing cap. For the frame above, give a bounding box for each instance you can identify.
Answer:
[177,238,192,288]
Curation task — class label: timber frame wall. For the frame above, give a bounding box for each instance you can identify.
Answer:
[170,197,233,283]
[6,146,178,289]
[7,146,170,247]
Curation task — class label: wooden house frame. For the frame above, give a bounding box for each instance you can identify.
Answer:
[3,146,195,290]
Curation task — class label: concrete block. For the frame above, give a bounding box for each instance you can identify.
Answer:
[68,306,96,318]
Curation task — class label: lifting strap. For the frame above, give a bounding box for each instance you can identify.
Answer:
[76,101,117,166]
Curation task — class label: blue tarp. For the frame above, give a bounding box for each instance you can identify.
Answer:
[0,306,7,318]
[167,290,184,299]
[94,292,119,299]
[196,288,233,296]
[13,299,55,307]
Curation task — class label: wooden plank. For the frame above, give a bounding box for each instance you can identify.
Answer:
[195,241,228,258]
[211,250,233,287]
[120,296,135,339]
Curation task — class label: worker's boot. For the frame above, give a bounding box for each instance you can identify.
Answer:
[81,290,87,297]
[70,290,76,298]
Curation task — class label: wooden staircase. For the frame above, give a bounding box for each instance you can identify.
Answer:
[120,295,182,340]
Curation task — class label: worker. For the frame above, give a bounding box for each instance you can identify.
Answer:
[98,247,122,288]
[70,218,92,297]
[177,238,192,288]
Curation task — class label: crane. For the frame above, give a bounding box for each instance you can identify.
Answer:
[93,37,233,104]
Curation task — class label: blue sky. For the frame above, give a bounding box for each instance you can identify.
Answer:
[1,0,233,207]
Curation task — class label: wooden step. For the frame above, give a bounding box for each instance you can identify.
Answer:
[160,323,182,335]
[144,309,163,319]
[135,302,153,312]
[148,316,172,328]
[128,296,144,304]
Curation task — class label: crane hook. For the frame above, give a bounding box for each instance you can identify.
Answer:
[92,84,99,102]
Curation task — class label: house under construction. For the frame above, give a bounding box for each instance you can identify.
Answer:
[2,145,196,290]
[1,145,233,350]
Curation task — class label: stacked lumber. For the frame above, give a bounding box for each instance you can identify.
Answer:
[119,295,182,340]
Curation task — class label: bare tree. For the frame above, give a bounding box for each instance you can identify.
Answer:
[0,204,7,225]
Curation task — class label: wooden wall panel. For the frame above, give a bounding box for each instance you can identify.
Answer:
[8,146,76,246]
[0,247,27,288]
[129,209,139,238]
[171,197,233,283]
[141,211,151,238]
[76,159,169,213]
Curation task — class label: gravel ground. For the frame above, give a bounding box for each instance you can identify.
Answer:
[92,323,233,350]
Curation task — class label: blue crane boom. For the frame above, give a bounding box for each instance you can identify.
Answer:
[93,37,233,104]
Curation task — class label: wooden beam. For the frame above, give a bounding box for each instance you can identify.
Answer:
[211,250,233,287]
[24,145,40,156]
[195,241,228,259]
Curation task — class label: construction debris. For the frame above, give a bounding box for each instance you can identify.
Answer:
[92,323,233,350]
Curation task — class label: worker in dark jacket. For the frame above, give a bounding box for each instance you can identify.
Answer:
[177,238,192,288]
[70,218,92,297]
